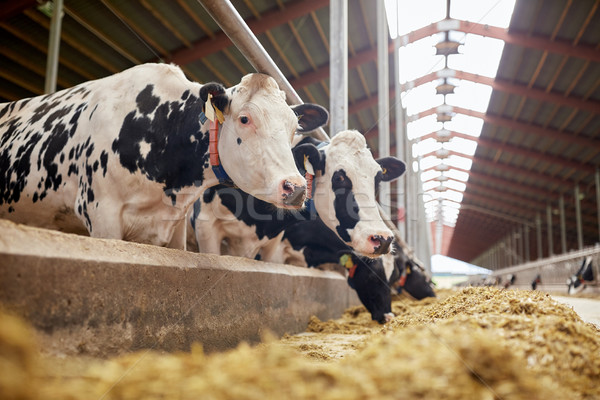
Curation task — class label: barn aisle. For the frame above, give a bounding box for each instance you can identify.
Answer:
[552,296,600,327]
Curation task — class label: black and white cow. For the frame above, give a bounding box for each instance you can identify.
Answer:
[189,130,406,258]
[282,218,435,323]
[0,63,328,247]
[567,257,595,294]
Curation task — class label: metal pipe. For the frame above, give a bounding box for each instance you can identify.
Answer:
[394,36,407,239]
[536,213,543,259]
[198,0,329,141]
[559,194,567,253]
[329,0,347,137]
[575,184,583,249]
[546,203,553,256]
[44,0,64,94]
[524,224,530,262]
[377,0,391,217]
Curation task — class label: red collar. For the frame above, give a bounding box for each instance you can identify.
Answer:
[208,120,234,185]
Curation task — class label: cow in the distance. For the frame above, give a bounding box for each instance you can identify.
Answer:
[567,257,595,294]
[189,130,406,258]
[0,63,327,247]
[282,218,435,323]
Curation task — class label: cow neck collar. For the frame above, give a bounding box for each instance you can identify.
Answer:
[208,120,236,187]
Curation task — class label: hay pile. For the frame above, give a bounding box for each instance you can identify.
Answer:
[1,287,599,400]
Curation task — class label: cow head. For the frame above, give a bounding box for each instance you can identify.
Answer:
[301,130,406,257]
[201,74,328,209]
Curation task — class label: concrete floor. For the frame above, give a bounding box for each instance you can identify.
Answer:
[552,296,600,327]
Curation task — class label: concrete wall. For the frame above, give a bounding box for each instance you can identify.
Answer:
[0,220,360,357]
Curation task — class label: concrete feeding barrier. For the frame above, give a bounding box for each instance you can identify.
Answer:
[0,219,359,357]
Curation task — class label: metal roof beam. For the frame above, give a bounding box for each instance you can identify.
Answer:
[402,70,600,114]
[398,19,600,64]
[0,0,36,21]
[410,105,600,150]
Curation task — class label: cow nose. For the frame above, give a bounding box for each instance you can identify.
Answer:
[281,180,306,207]
[369,234,393,254]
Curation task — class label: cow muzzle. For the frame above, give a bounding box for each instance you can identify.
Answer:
[281,180,307,208]
[368,234,393,255]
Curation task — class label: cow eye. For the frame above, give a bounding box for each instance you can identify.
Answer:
[240,115,249,124]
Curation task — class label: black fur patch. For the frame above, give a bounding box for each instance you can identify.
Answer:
[331,170,359,242]
[111,84,209,192]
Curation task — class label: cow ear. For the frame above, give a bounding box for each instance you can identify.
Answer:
[291,104,329,132]
[200,82,228,112]
[376,157,406,182]
[292,143,325,175]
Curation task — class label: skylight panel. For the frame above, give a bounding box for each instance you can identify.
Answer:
[447,34,505,78]
[443,190,464,203]
[445,137,478,156]
[419,156,442,170]
[450,0,516,28]
[445,169,469,182]
[442,199,461,209]
[444,114,484,137]
[421,169,441,182]
[384,0,447,38]
[407,114,442,140]
[413,138,441,157]
[423,180,440,191]
[402,81,444,115]
[445,179,467,192]
[446,154,473,170]
[445,79,493,113]
[397,35,445,84]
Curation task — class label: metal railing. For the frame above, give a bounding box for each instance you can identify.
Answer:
[475,244,600,293]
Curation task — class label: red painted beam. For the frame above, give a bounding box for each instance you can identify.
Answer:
[401,70,600,114]
[398,19,600,64]
[409,105,600,150]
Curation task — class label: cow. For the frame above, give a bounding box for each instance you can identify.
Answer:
[281,218,435,323]
[567,257,595,294]
[189,129,406,258]
[531,274,541,290]
[0,63,328,247]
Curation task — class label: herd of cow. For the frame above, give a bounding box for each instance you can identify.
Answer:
[0,63,435,324]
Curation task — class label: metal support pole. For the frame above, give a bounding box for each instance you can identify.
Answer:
[546,203,553,256]
[596,169,600,243]
[519,225,524,263]
[559,194,567,253]
[329,0,347,136]
[44,0,64,94]
[575,184,584,250]
[394,36,406,239]
[524,224,530,262]
[536,213,543,259]
[377,0,391,217]
[199,0,329,141]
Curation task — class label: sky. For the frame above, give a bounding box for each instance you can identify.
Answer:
[384,0,517,228]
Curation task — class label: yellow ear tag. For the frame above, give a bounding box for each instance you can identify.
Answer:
[382,167,387,174]
[205,93,215,122]
[304,155,315,176]
[215,107,224,124]
[406,266,411,274]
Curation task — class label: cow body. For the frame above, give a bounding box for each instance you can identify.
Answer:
[567,257,595,294]
[0,63,327,247]
[190,130,406,258]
